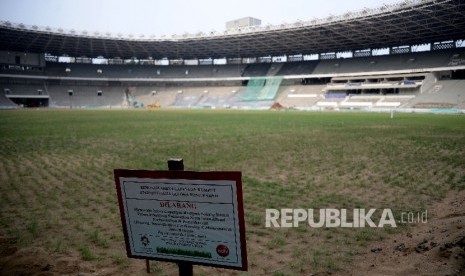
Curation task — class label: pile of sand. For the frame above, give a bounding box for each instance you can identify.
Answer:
[340,190,465,276]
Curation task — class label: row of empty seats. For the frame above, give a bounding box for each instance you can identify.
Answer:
[1,79,464,110]
[46,85,125,107]
[1,48,464,110]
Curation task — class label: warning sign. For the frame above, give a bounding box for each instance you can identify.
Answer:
[114,170,247,271]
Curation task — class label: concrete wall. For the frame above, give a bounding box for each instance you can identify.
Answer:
[0,51,45,67]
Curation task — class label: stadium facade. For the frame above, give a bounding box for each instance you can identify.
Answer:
[0,0,464,112]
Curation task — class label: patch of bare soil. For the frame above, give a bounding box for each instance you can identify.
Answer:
[338,189,465,276]
[1,190,464,276]
[0,246,97,276]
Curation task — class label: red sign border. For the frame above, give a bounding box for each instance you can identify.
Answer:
[114,169,248,271]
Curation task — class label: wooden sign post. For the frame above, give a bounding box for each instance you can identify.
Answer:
[114,158,247,275]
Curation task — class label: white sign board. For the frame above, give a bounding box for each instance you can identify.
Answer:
[114,170,247,271]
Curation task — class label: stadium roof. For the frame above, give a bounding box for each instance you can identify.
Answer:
[0,0,464,60]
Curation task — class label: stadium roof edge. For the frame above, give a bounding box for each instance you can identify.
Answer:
[0,0,464,59]
[0,0,441,41]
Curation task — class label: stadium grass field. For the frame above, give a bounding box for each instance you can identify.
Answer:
[1,109,464,275]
